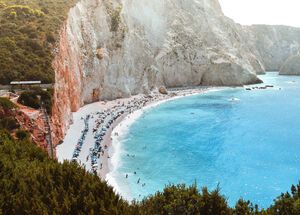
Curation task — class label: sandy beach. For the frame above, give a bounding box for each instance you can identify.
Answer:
[56,87,220,184]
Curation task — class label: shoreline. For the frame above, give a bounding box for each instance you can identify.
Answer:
[56,86,225,198]
[100,87,224,198]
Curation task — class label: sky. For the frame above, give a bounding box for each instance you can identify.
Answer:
[219,0,300,27]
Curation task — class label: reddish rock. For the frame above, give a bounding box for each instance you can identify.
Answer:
[51,23,84,147]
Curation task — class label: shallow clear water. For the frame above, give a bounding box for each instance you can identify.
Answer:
[113,72,300,208]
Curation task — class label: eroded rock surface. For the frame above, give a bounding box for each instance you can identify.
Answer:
[245,25,300,71]
[51,0,300,145]
[280,55,300,75]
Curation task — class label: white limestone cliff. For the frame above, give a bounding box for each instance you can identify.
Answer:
[245,25,300,71]
[280,54,300,75]
[51,0,300,144]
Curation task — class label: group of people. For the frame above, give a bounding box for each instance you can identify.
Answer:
[72,94,171,174]
[89,95,164,173]
[72,115,90,161]
[90,108,125,173]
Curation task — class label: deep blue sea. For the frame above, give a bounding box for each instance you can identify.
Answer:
[113,72,300,208]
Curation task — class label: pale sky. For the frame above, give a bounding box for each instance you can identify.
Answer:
[219,0,300,27]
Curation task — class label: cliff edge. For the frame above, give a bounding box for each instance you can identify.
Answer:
[51,0,300,145]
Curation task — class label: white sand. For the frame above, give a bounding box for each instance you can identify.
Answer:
[56,87,223,187]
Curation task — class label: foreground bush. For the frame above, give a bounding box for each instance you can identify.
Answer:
[0,130,131,214]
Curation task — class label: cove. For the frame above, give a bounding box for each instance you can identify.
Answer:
[110,72,300,208]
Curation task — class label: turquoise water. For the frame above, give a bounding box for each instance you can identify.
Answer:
[114,72,300,208]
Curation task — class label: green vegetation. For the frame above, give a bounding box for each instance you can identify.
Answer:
[0,130,131,214]
[18,91,40,108]
[0,0,78,85]
[0,97,16,109]
[135,185,231,215]
[15,129,30,140]
[0,98,19,131]
[0,116,19,131]
[17,87,53,113]
[0,127,300,214]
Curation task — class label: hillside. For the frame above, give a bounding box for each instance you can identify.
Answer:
[0,0,77,84]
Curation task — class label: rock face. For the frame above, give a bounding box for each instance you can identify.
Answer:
[280,54,300,75]
[245,25,300,71]
[51,0,300,145]
[51,23,84,145]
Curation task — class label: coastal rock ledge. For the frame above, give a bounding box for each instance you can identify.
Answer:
[51,0,300,145]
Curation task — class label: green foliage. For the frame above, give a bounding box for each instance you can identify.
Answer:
[15,129,30,140]
[3,5,44,19]
[0,0,78,84]
[0,116,19,131]
[135,184,231,215]
[234,199,260,215]
[18,90,40,108]
[0,98,19,131]
[0,130,131,214]
[269,184,300,215]
[0,97,16,109]
[17,87,53,113]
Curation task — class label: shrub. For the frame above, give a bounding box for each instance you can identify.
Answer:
[0,116,19,131]
[18,91,40,109]
[0,97,16,109]
[3,5,44,19]
[17,88,53,113]
[137,184,231,215]
[16,129,30,140]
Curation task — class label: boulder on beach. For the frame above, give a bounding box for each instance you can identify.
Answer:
[159,87,168,95]
[280,55,300,75]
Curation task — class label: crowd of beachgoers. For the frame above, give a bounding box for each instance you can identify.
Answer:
[72,115,90,160]
[63,87,211,177]
[70,93,176,174]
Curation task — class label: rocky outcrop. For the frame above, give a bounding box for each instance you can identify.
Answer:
[159,86,168,95]
[51,23,84,146]
[55,0,263,101]
[280,54,300,75]
[245,25,300,71]
[51,0,300,145]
